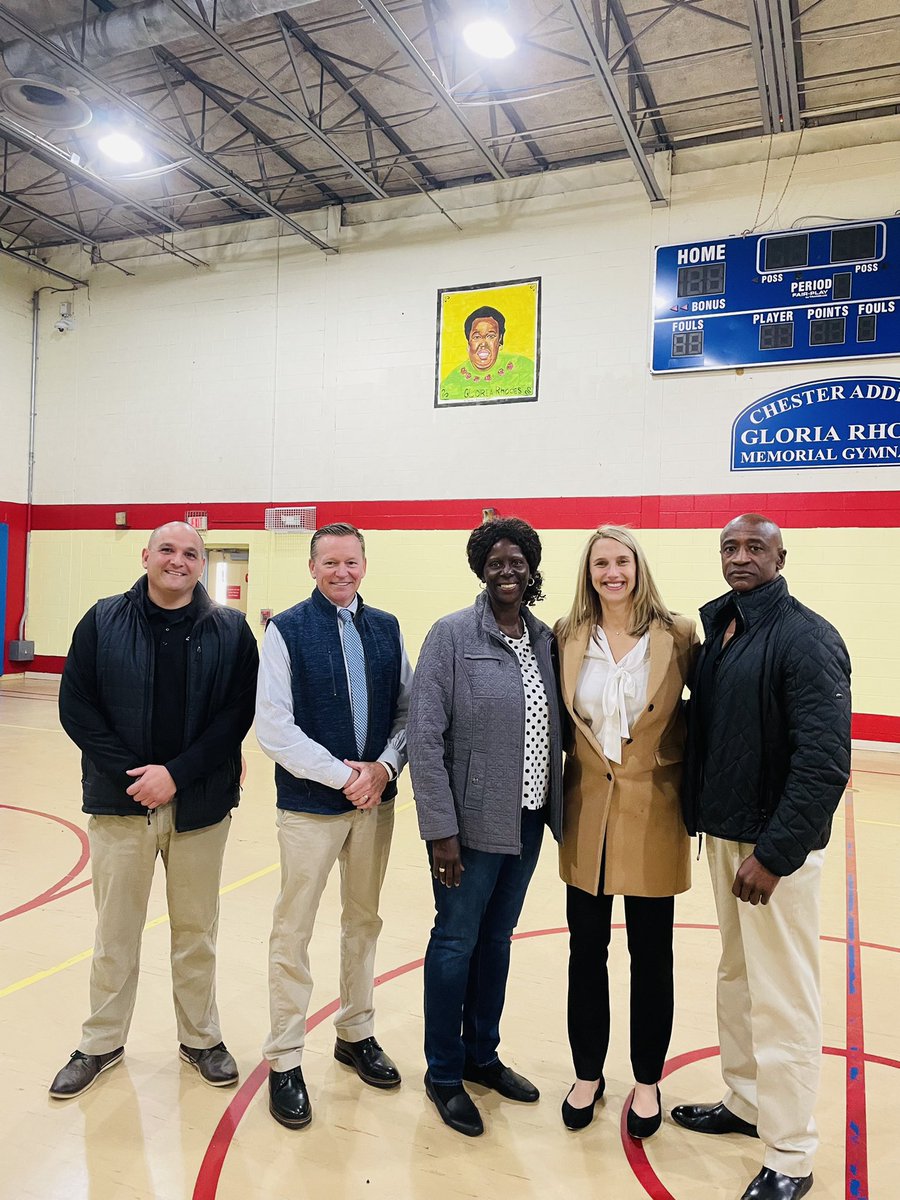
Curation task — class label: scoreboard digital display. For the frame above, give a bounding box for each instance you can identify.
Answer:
[652,217,899,373]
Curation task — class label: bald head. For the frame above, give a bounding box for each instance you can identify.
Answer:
[719,513,786,593]
[142,521,206,609]
[147,521,205,555]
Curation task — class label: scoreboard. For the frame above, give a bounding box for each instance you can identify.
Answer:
[652,217,900,373]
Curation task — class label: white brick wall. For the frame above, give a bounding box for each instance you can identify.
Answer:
[29,119,900,505]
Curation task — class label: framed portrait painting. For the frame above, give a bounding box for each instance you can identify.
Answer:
[435,277,541,407]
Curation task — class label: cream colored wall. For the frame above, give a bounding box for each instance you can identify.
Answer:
[31,118,900,506]
[0,260,37,502]
[27,525,898,719]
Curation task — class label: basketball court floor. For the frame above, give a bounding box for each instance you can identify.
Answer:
[1,674,896,1200]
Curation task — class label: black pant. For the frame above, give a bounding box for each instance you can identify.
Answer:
[566,883,675,1084]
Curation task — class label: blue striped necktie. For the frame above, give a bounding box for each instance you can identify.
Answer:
[339,608,368,757]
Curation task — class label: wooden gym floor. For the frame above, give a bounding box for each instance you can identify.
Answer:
[1,674,896,1200]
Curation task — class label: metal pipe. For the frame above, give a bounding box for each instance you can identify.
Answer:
[17,289,41,643]
[1,0,320,78]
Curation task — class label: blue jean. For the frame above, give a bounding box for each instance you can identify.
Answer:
[423,808,545,1085]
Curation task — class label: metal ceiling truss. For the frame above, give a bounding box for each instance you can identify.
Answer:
[357,0,510,182]
[0,3,340,253]
[747,0,801,133]
[559,0,667,205]
[602,0,672,150]
[151,46,345,206]
[162,0,389,199]
[278,11,441,191]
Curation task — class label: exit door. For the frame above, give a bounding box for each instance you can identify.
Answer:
[204,548,249,614]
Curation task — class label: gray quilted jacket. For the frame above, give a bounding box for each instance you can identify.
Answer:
[408,591,564,855]
[682,574,851,876]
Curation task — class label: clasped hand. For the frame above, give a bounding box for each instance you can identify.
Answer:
[126,764,176,809]
[343,760,389,810]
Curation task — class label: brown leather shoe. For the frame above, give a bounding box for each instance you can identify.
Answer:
[49,1048,124,1099]
[179,1042,239,1087]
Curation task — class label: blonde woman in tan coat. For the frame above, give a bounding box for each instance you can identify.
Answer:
[556,525,698,1139]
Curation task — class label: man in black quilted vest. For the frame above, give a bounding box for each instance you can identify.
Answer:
[256,522,412,1130]
[674,514,851,1200]
[50,521,258,1099]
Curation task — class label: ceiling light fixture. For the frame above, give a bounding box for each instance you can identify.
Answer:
[462,16,516,58]
[98,130,144,164]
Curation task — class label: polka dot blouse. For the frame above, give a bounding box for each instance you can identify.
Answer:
[502,626,550,810]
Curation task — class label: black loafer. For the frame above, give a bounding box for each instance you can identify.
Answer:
[626,1085,662,1139]
[741,1168,814,1199]
[463,1059,539,1103]
[268,1067,312,1129]
[561,1077,605,1130]
[424,1072,484,1137]
[671,1101,758,1137]
[334,1036,401,1089]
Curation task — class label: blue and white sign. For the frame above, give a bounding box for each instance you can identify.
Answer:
[732,377,900,471]
[653,217,900,373]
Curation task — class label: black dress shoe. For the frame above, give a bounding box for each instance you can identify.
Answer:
[626,1085,662,1139]
[180,1042,239,1087]
[424,1072,484,1137]
[268,1067,312,1129]
[49,1047,124,1099]
[670,1100,759,1137]
[463,1059,539,1102]
[741,1168,814,1199]
[334,1037,401,1089]
[561,1077,605,1130]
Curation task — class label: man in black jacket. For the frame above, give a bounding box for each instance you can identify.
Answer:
[49,522,258,1099]
[673,514,851,1200]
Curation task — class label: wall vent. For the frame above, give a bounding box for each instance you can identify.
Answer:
[265,506,317,533]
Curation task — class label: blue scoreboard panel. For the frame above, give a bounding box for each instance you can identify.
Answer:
[652,217,900,373]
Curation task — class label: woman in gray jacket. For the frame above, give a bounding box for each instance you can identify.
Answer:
[408,517,564,1138]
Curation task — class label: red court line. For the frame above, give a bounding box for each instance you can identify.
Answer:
[844,791,869,1200]
[194,923,898,1199]
[0,805,91,922]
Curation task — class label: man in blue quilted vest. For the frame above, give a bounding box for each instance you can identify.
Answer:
[675,514,851,1200]
[257,521,412,1129]
[50,521,259,1099]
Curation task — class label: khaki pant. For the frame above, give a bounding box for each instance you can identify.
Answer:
[707,836,825,1178]
[264,803,394,1072]
[79,807,230,1055]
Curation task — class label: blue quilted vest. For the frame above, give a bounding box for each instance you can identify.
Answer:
[271,587,401,814]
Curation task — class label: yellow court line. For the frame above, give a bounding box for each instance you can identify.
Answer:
[2,858,279,998]
[1,800,415,999]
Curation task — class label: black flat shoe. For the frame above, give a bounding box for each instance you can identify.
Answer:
[463,1059,539,1103]
[741,1168,814,1199]
[626,1085,662,1139]
[561,1077,605,1130]
[424,1072,484,1137]
[670,1100,759,1137]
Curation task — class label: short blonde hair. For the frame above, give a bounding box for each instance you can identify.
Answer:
[558,525,674,640]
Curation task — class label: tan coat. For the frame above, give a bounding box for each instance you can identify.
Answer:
[557,615,699,898]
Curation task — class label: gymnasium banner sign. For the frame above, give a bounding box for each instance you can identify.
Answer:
[435,277,541,408]
[731,376,900,471]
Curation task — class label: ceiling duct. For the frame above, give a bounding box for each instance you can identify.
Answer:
[0,77,91,129]
[0,0,320,127]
